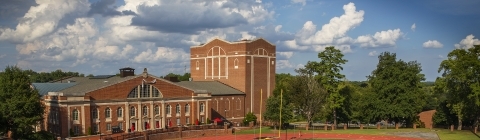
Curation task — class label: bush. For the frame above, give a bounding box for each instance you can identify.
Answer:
[206,118,211,124]
[243,112,257,126]
[87,127,92,135]
[70,128,75,137]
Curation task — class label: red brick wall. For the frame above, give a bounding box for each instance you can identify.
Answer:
[418,110,436,129]
[190,38,275,117]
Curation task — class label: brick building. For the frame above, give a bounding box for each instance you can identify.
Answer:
[33,38,276,139]
[190,38,276,117]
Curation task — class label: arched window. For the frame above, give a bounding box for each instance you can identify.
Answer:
[153,88,161,97]
[117,107,123,117]
[92,108,98,119]
[130,107,136,116]
[140,85,149,98]
[234,58,239,69]
[176,104,181,114]
[128,87,138,98]
[236,98,241,110]
[185,104,190,114]
[128,85,162,98]
[225,99,230,111]
[142,106,148,116]
[166,105,171,115]
[196,61,199,70]
[105,108,111,118]
[155,105,160,115]
[73,109,79,120]
[200,103,204,113]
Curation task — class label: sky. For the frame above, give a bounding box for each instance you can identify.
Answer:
[1,0,480,81]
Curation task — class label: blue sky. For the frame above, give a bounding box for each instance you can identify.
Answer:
[1,0,479,81]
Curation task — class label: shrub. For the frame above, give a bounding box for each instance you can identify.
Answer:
[243,112,257,126]
[87,127,92,135]
[69,128,74,137]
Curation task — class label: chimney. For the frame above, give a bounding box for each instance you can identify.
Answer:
[119,67,135,77]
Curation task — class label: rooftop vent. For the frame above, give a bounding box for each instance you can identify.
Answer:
[119,67,135,77]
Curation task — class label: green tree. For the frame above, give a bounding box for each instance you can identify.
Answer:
[243,112,257,126]
[288,68,329,130]
[437,45,480,130]
[263,91,294,130]
[366,52,426,127]
[302,46,348,127]
[0,66,45,139]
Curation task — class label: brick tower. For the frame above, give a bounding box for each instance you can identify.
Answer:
[190,38,276,116]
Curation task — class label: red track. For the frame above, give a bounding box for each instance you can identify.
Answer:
[184,132,422,140]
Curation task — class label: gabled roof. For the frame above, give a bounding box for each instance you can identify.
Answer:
[191,37,275,48]
[32,83,77,96]
[57,76,140,96]
[176,81,244,95]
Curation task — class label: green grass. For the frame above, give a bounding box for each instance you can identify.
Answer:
[235,127,480,140]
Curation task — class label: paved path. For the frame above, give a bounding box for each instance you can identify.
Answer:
[184,132,423,140]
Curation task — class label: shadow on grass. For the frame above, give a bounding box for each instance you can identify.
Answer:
[469,129,480,138]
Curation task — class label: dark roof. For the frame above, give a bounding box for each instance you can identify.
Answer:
[120,67,135,70]
[57,76,139,96]
[31,83,77,96]
[176,81,244,95]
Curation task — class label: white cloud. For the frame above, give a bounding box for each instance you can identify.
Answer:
[299,3,364,45]
[355,29,403,47]
[411,23,416,31]
[0,54,6,59]
[423,40,443,48]
[438,55,444,59]
[276,60,295,69]
[291,0,306,6]
[0,0,89,43]
[368,51,378,56]
[133,47,189,64]
[284,2,364,53]
[455,34,480,49]
[277,52,294,59]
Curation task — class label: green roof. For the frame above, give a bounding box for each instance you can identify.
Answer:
[32,83,77,96]
[176,81,244,95]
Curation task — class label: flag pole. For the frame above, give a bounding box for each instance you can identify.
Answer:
[279,89,283,138]
[260,89,263,138]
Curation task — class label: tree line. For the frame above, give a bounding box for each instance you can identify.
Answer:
[264,45,480,131]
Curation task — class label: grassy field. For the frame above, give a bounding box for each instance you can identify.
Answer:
[235,127,480,140]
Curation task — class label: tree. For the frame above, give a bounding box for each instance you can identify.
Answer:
[366,52,426,127]
[0,66,45,139]
[263,91,294,130]
[303,46,348,128]
[437,45,480,130]
[288,68,328,130]
[243,112,257,126]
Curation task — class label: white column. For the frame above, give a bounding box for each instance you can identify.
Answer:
[150,101,154,130]
[81,105,86,134]
[125,102,129,133]
[67,105,71,137]
[138,102,142,131]
[161,102,165,129]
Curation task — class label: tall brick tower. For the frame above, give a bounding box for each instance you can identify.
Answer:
[190,38,276,116]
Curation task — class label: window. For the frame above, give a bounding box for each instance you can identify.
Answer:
[107,123,111,131]
[118,122,123,130]
[155,106,160,115]
[153,88,161,97]
[272,60,275,65]
[236,99,241,110]
[73,110,79,120]
[200,103,204,113]
[186,117,190,124]
[127,87,138,98]
[130,107,136,116]
[93,124,98,133]
[142,106,148,116]
[105,108,111,118]
[92,109,98,119]
[166,105,171,115]
[225,99,230,110]
[234,59,239,69]
[117,107,123,117]
[185,104,190,114]
[247,59,250,63]
[201,116,205,123]
[140,85,149,98]
[176,118,180,126]
[196,61,199,70]
[73,126,80,135]
[176,104,181,114]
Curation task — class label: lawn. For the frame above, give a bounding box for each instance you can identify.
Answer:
[235,127,480,140]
